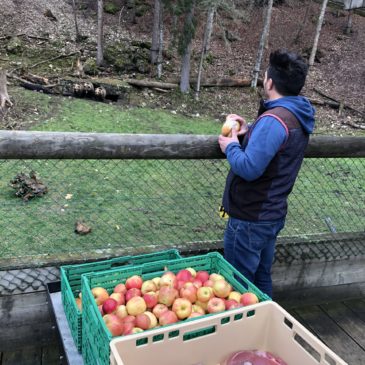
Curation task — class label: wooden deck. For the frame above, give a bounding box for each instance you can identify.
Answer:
[1,297,364,365]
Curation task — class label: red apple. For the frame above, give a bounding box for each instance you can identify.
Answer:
[141,280,157,294]
[123,327,144,335]
[225,299,243,310]
[126,296,147,316]
[159,310,178,326]
[152,277,161,289]
[115,305,128,320]
[135,313,151,330]
[188,312,203,319]
[172,298,192,319]
[186,267,197,278]
[113,283,127,295]
[180,283,197,303]
[103,314,124,336]
[228,291,242,303]
[75,297,82,312]
[102,298,118,314]
[176,269,193,283]
[158,286,178,306]
[213,279,232,299]
[110,292,125,306]
[159,271,177,288]
[152,303,169,319]
[195,270,210,283]
[122,321,135,335]
[203,280,214,288]
[207,297,226,314]
[195,300,208,312]
[209,273,225,282]
[91,287,109,306]
[143,291,158,309]
[125,275,143,290]
[192,304,206,315]
[192,279,203,288]
[98,304,104,316]
[121,315,136,326]
[197,286,214,303]
[144,311,158,328]
[240,292,259,306]
[125,288,142,302]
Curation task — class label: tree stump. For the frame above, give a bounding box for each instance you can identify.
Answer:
[0,69,13,111]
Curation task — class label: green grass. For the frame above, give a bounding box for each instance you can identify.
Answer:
[0,90,364,259]
[32,97,220,135]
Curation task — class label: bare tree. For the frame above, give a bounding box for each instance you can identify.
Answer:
[309,0,328,66]
[157,3,164,79]
[71,0,81,43]
[180,0,196,93]
[96,0,104,66]
[151,0,161,65]
[0,70,13,116]
[251,0,273,88]
[195,5,216,100]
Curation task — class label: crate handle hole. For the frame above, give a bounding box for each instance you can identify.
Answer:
[221,316,230,325]
[168,330,180,339]
[234,313,244,321]
[246,310,256,317]
[136,337,148,346]
[152,334,164,343]
[324,353,336,365]
[284,317,293,329]
[294,333,320,362]
[183,325,216,341]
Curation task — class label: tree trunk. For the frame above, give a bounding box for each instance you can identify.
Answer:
[96,0,104,66]
[345,10,353,35]
[309,0,329,66]
[151,0,161,65]
[180,1,196,93]
[251,0,273,88]
[0,70,13,111]
[195,5,215,100]
[157,2,164,79]
[71,0,81,43]
[292,0,312,45]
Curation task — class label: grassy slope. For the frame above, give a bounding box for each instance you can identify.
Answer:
[0,89,363,258]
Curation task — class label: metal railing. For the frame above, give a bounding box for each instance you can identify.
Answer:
[0,131,364,268]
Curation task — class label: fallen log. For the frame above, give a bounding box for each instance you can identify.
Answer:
[196,78,263,87]
[126,77,262,90]
[125,79,178,89]
[314,87,365,117]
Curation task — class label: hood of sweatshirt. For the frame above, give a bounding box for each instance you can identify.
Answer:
[264,96,315,134]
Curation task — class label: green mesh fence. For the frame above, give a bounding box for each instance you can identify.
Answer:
[0,158,364,264]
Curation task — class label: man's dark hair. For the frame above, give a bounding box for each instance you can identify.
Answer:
[267,49,308,96]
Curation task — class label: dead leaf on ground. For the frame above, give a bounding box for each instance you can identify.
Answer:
[75,221,92,235]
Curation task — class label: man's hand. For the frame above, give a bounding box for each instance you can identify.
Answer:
[219,127,239,154]
[226,114,248,136]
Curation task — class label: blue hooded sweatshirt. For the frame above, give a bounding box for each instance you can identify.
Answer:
[222,96,315,221]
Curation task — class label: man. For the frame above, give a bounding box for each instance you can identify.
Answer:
[218,49,315,297]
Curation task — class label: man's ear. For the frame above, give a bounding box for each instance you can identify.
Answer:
[267,78,274,91]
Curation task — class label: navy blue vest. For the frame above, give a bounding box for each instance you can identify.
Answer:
[222,107,309,221]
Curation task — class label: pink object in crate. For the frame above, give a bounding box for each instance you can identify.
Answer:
[225,350,288,365]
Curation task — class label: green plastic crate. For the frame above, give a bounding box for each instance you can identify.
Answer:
[60,249,181,352]
[81,252,271,365]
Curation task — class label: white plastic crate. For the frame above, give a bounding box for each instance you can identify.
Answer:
[110,301,347,365]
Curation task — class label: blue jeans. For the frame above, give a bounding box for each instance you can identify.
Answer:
[224,216,285,298]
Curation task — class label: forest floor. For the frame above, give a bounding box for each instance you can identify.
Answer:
[0,0,364,135]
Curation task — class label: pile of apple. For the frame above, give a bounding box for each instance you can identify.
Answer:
[83,268,259,337]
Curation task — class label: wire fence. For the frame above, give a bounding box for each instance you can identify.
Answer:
[0,155,364,266]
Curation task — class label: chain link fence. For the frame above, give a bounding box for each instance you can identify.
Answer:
[0,155,364,267]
